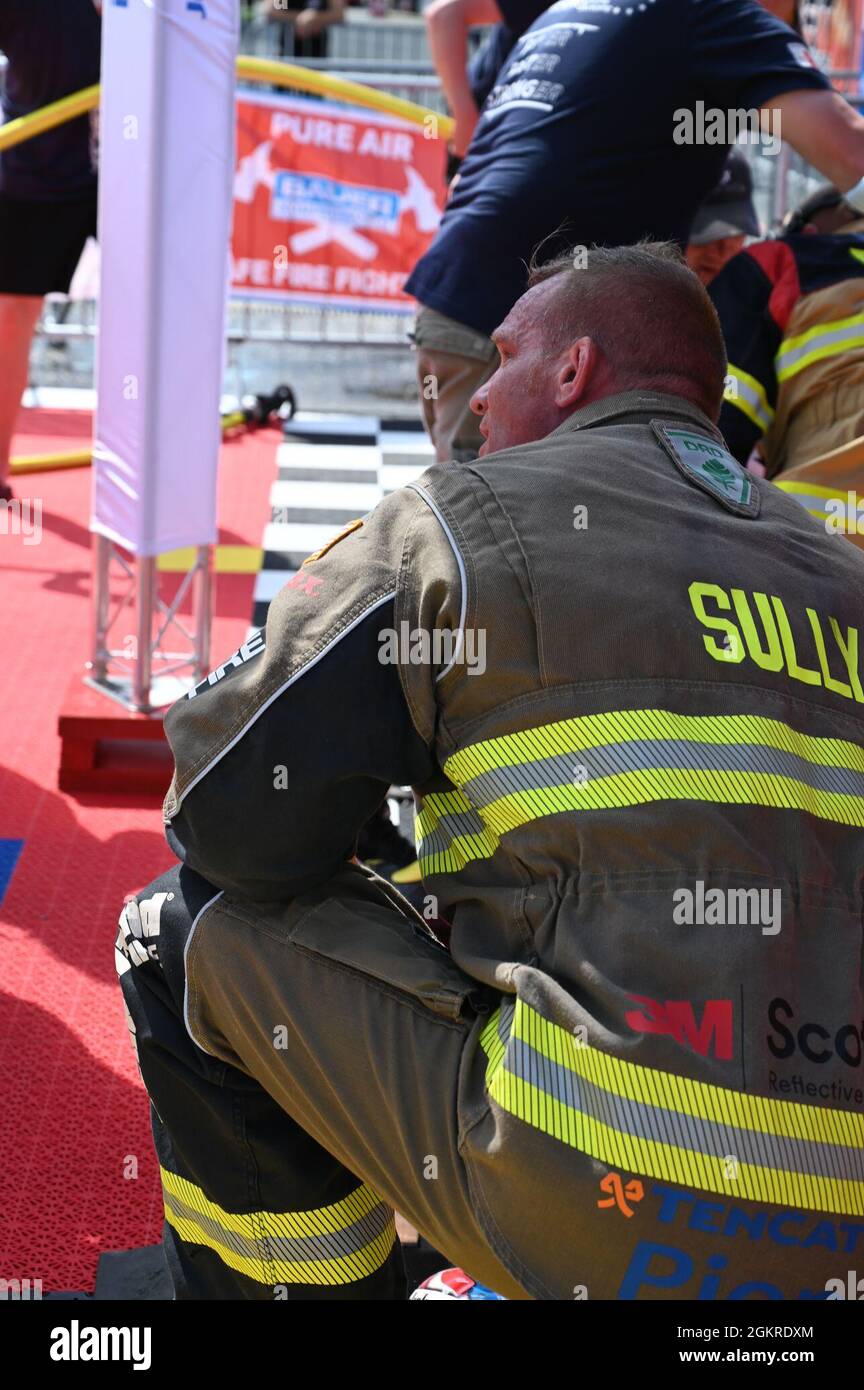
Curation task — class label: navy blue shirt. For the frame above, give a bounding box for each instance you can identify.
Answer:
[0,0,101,202]
[408,0,829,336]
[469,3,552,108]
[469,3,550,111]
[470,26,519,108]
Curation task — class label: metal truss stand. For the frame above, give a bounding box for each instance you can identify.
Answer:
[57,537,213,792]
[88,534,212,714]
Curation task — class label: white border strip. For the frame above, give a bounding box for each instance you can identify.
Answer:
[183,890,226,1057]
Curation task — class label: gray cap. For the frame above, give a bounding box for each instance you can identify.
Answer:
[689,149,761,246]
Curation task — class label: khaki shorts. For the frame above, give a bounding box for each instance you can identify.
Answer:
[411,305,498,463]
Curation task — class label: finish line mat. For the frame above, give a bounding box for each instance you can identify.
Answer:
[251,414,434,629]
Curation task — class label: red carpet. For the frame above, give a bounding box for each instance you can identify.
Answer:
[0,412,277,1291]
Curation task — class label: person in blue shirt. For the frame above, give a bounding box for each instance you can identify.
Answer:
[427,0,552,158]
[408,0,864,464]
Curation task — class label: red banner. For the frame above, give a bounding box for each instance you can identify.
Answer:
[231,92,447,312]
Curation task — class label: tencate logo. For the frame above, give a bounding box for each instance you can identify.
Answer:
[625,995,734,1060]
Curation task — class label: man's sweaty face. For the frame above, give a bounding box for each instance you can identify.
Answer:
[472,295,562,457]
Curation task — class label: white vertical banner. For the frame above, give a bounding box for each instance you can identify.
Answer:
[92,0,239,555]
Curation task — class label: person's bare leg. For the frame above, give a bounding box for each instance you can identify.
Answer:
[0,294,43,489]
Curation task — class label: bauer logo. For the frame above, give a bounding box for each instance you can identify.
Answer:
[271,172,400,235]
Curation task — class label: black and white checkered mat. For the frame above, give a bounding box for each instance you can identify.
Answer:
[251,413,435,630]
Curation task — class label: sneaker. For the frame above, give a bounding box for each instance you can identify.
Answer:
[410,1268,507,1300]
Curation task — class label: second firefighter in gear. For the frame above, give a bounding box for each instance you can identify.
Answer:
[119,243,864,1300]
[711,185,864,545]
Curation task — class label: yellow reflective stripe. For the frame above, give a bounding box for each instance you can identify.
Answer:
[776,313,864,381]
[161,1165,384,1238]
[444,710,864,781]
[415,786,479,837]
[163,1201,396,1287]
[163,1203,397,1286]
[160,1167,396,1286]
[419,833,500,876]
[416,785,501,874]
[422,711,864,875]
[517,1005,860,1148]
[479,1008,506,1086]
[775,480,853,501]
[486,1071,861,1215]
[774,481,836,523]
[477,767,864,834]
[724,363,775,433]
[775,481,864,532]
[480,1001,864,1216]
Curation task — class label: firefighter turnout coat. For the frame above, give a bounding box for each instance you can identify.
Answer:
[125,390,864,1300]
[712,219,864,547]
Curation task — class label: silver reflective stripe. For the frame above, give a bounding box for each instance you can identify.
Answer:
[725,368,774,432]
[776,315,864,381]
[164,1188,395,1272]
[500,1037,863,1185]
[775,487,834,520]
[418,712,864,873]
[460,738,864,813]
[480,999,864,1215]
[161,1167,397,1284]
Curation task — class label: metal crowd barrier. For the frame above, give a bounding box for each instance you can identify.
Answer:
[3,15,860,361]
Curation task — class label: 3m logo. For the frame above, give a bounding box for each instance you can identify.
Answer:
[625,995,734,1060]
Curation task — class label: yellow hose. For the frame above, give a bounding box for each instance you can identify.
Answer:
[0,62,452,154]
[235,56,453,138]
[4,59,449,474]
[10,449,92,475]
[0,86,101,154]
[11,407,276,470]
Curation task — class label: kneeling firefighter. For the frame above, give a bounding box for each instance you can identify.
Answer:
[117,243,864,1300]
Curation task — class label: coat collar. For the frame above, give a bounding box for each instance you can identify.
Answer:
[548,389,723,442]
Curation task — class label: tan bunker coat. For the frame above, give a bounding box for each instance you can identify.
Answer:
[160,390,864,1299]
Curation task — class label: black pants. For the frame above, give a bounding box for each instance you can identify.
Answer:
[116,865,406,1300]
[0,190,98,296]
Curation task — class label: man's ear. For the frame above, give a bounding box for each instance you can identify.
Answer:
[554,337,599,409]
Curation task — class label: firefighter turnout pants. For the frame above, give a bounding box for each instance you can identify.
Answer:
[118,858,864,1302]
[116,860,536,1300]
